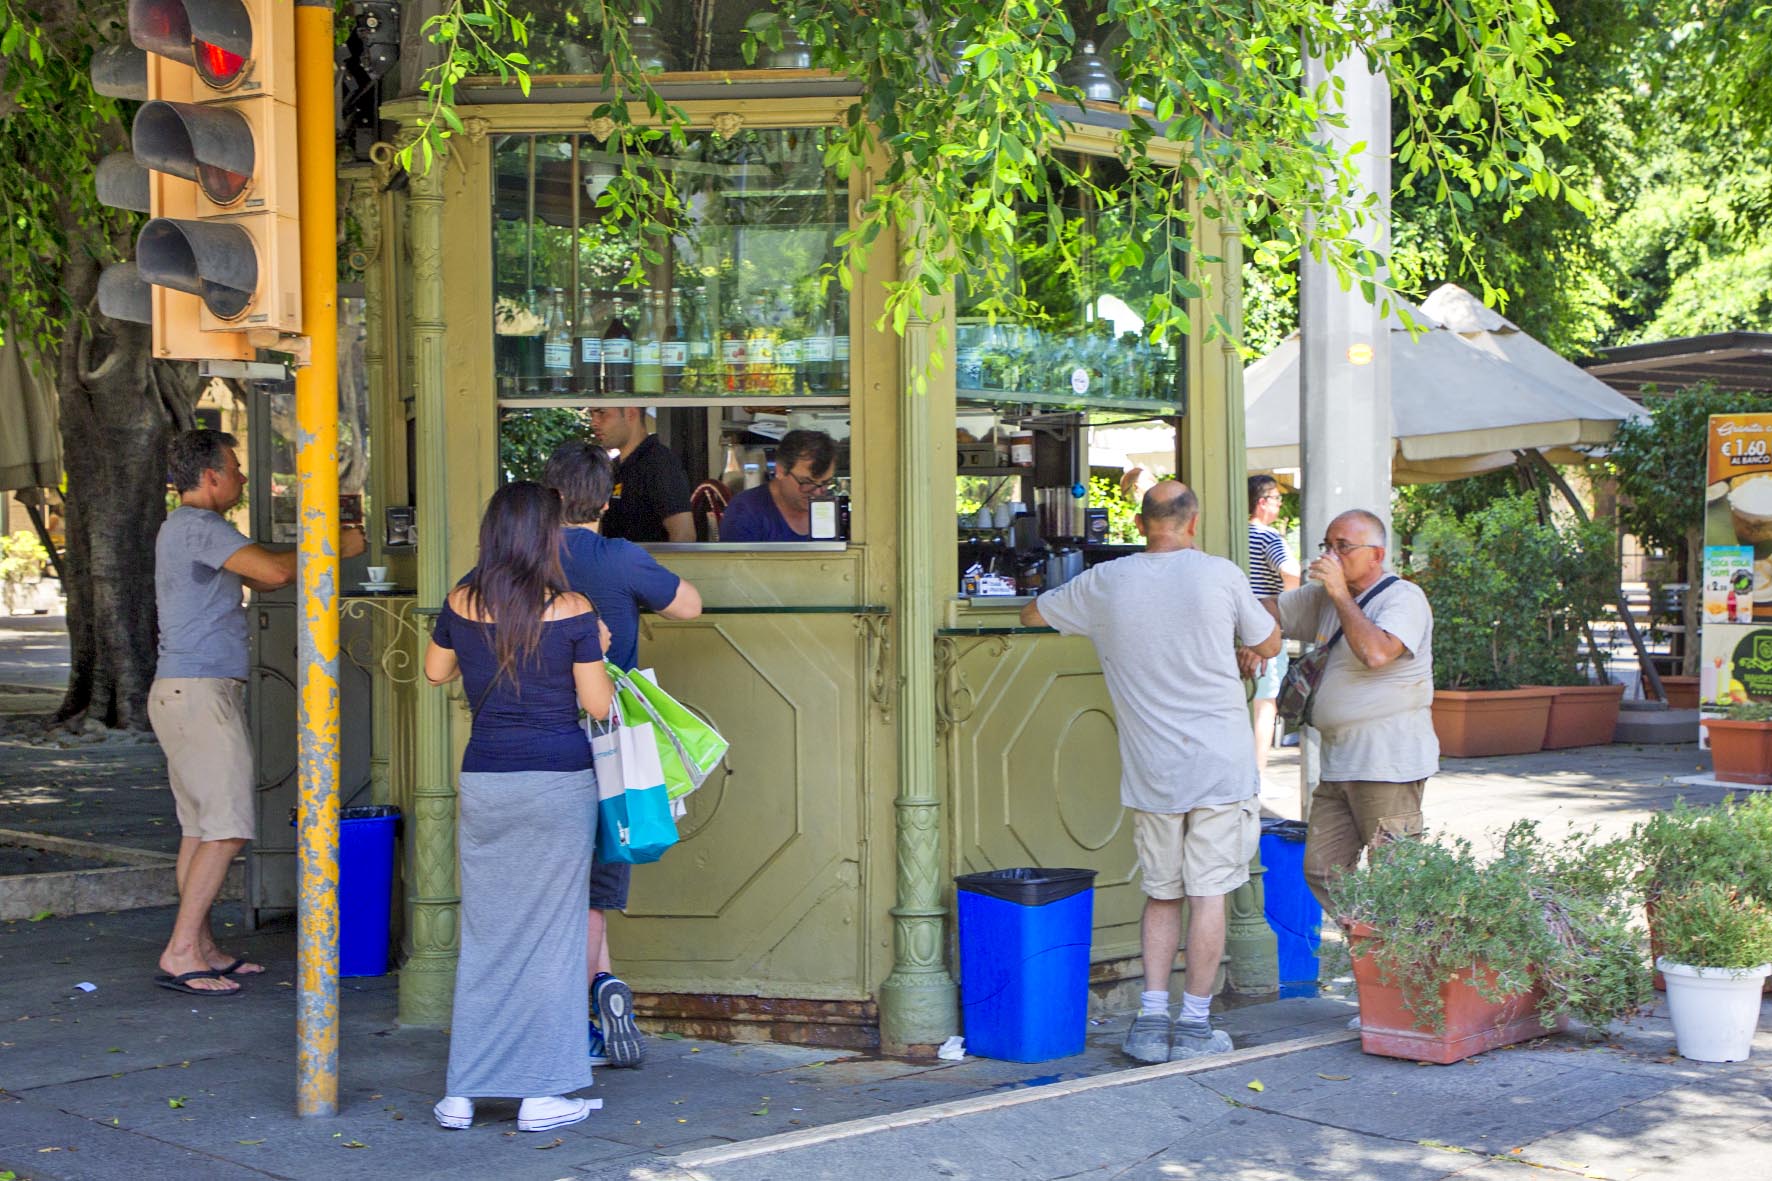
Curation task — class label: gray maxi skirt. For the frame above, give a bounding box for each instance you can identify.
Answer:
[446,767,597,1099]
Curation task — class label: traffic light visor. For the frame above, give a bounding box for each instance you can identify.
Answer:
[137,218,258,321]
[129,1,253,89]
[134,100,254,206]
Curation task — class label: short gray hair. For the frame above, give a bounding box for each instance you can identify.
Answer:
[167,429,238,493]
[1141,483,1198,527]
[1332,508,1387,547]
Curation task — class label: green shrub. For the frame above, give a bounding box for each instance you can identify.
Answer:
[1634,794,1772,909]
[1411,493,1615,689]
[1327,822,1650,1034]
[0,531,49,585]
[1653,882,1772,971]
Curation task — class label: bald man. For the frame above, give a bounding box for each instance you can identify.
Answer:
[1256,509,1437,914]
[1023,481,1281,1064]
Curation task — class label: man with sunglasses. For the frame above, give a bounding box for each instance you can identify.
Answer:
[719,430,839,542]
[1253,509,1437,914]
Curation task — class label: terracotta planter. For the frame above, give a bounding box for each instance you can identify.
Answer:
[1347,923,1561,1064]
[1540,683,1626,749]
[1431,688,1555,758]
[1660,676,1700,710]
[1701,718,1772,785]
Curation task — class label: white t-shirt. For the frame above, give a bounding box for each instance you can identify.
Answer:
[1277,579,1439,783]
[1034,548,1280,814]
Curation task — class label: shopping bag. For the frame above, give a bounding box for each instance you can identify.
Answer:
[613,668,730,801]
[589,709,679,865]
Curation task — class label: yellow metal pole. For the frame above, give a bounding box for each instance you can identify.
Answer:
[294,0,340,1119]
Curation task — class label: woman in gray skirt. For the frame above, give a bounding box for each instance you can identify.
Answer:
[423,481,614,1133]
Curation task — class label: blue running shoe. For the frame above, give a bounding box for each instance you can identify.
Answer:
[592,973,643,1068]
[587,1019,610,1066]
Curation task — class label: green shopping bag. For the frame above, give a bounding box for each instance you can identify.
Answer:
[612,668,729,801]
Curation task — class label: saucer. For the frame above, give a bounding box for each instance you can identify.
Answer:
[359,581,398,592]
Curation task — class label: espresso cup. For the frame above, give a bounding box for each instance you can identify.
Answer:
[366,566,389,584]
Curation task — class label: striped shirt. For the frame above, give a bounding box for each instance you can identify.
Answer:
[1248,522,1293,598]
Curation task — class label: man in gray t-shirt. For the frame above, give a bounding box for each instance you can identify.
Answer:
[1024,482,1280,1065]
[148,430,364,996]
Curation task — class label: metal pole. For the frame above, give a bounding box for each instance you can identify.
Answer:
[294,0,341,1119]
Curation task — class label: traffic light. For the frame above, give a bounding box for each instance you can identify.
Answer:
[92,0,301,361]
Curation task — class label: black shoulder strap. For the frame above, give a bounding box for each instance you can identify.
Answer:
[1321,575,1401,653]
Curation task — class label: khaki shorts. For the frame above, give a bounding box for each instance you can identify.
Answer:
[148,678,256,843]
[1132,801,1258,900]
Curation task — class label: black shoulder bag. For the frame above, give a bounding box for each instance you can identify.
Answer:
[1274,575,1400,728]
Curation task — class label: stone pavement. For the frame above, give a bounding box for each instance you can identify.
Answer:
[2,900,1767,1180]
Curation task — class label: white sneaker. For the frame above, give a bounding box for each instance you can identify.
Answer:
[1347,1015,1362,1031]
[517,1095,594,1132]
[433,1095,474,1129]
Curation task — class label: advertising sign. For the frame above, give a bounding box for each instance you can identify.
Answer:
[1704,414,1772,624]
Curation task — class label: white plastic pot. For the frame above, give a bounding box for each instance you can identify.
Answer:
[1657,956,1772,1062]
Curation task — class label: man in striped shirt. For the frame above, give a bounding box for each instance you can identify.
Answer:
[1247,475,1300,780]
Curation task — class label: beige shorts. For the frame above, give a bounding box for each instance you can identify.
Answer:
[148,678,256,843]
[1132,801,1258,900]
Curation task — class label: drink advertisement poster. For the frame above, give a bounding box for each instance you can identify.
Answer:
[1704,414,1772,622]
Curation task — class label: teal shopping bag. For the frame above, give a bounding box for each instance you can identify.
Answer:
[613,668,729,801]
[589,711,678,865]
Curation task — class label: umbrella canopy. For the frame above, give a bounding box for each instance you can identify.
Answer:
[0,320,60,492]
[1245,286,1644,483]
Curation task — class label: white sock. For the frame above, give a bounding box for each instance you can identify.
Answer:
[1139,989,1170,1017]
[1180,992,1212,1021]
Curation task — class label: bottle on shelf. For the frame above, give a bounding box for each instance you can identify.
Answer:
[543,287,572,394]
[801,309,834,395]
[574,288,602,395]
[635,291,663,396]
[721,444,745,496]
[722,298,751,393]
[661,289,687,394]
[830,297,849,394]
[514,287,544,391]
[602,296,634,395]
[684,285,713,393]
[746,295,776,394]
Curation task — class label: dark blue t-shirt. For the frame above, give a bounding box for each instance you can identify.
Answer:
[559,527,681,672]
[720,485,807,542]
[432,601,603,773]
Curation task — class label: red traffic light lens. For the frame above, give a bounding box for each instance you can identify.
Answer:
[195,38,246,89]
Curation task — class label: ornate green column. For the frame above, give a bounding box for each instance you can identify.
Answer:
[877,304,959,1053]
[397,146,460,1027]
[1211,223,1279,994]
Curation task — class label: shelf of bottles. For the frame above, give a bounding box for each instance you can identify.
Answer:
[493,130,851,410]
[954,318,1180,413]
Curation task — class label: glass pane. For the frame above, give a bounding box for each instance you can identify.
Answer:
[491,129,850,402]
[956,152,1185,412]
[497,404,853,544]
[479,2,783,76]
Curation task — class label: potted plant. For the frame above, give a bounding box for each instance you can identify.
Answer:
[1701,701,1772,784]
[1635,793,1772,993]
[1412,497,1559,756]
[1328,823,1651,1064]
[0,531,50,616]
[1651,882,1772,1062]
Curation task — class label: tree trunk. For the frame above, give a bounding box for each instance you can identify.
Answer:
[1684,526,1703,678]
[52,246,202,731]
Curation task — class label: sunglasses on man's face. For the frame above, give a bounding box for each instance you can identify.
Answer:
[1318,540,1379,556]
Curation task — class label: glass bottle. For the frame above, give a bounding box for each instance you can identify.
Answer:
[574,288,602,395]
[746,295,776,394]
[721,443,745,495]
[684,285,713,393]
[660,290,687,395]
[635,291,664,396]
[515,287,544,391]
[801,309,834,395]
[721,296,751,393]
[602,296,634,395]
[830,298,850,394]
[542,288,572,394]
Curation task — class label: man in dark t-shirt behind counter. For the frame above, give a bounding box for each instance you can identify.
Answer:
[588,407,695,543]
[541,440,702,1070]
[720,429,839,542]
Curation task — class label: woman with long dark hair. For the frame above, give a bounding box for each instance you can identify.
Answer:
[423,481,614,1133]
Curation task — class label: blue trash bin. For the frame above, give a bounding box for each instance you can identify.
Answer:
[956,867,1097,1062]
[1259,818,1321,989]
[339,805,399,978]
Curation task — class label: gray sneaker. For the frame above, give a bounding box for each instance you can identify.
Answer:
[1122,1013,1171,1064]
[1169,1016,1234,1060]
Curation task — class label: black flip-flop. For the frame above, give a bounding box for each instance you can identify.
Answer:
[154,970,242,997]
[215,957,265,976]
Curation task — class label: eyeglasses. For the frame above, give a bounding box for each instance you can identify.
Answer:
[1258,493,1283,503]
[790,472,835,494]
[1318,539,1380,556]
